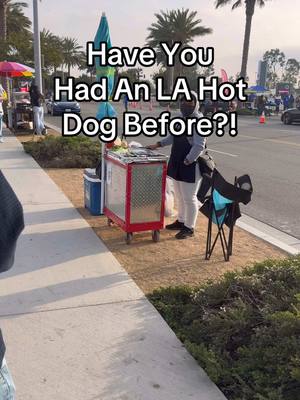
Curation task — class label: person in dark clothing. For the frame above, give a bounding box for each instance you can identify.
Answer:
[256,95,265,116]
[123,94,129,112]
[0,171,25,399]
[147,92,205,239]
[29,84,46,135]
[289,93,295,109]
[283,95,290,110]
[274,95,282,115]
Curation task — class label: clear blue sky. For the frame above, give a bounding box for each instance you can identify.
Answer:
[25,0,300,84]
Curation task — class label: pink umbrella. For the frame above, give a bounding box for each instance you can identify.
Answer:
[0,61,34,77]
[0,61,34,103]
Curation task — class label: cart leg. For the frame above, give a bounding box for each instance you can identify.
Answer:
[125,232,133,245]
[107,218,114,227]
[152,230,160,243]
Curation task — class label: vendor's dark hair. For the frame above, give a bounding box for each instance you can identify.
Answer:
[30,83,39,94]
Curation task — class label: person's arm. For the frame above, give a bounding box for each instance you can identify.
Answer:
[39,93,45,104]
[147,135,173,150]
[184,133,206,164]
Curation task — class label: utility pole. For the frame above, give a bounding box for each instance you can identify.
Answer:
[33,0,43,92]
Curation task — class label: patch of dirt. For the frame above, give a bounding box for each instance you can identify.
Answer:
[46,168,286,294]
[15,128,60,142]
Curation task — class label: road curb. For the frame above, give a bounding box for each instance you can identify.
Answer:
[45,121,62,134]
[237,215,300,256]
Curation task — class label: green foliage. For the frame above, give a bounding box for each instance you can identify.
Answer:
[149,256,300,400]
[61,37,83,76]
[263,49,286,89]
[23,136,101,168]
[0,1,83,85]
[40,29,64,74]
[146,8,212,82]
[282,59,300,87]
[0,0,33,63]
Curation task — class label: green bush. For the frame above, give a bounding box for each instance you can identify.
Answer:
[23,136,101,168]
[149,256,300,400]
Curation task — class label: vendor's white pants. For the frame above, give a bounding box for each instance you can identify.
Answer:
[173,165,202,229]
[33,106,45,135]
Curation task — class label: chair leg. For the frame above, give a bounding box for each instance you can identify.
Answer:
[205,200,213,260]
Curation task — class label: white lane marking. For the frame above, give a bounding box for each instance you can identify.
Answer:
[208,148,238,157]
[239,134,300,148]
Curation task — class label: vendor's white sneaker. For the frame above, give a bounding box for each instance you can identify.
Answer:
[0,137,4,143]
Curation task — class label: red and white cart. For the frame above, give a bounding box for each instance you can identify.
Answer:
[104,148,168,244]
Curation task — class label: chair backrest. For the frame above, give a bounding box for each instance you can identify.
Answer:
[212,190,233,225]
[212,170,253,205]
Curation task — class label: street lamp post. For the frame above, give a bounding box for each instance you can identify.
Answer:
[33,0,43,92]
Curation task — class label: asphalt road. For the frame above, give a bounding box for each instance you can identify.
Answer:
[45,102,300,239]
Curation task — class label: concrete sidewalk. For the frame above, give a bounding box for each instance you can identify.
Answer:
[0,130,226,400]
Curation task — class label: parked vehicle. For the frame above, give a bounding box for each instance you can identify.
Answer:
[281,107,300,125]
[46,95,81,116]
[199,99,230,115]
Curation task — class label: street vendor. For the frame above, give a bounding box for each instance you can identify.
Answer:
[148,92,206,239]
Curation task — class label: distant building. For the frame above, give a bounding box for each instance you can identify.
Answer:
[256,61,268,88]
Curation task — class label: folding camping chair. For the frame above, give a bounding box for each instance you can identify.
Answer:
[199,169,253,262]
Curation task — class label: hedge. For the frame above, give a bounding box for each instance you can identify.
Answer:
[149,256,300,400]
[23,136,101,168]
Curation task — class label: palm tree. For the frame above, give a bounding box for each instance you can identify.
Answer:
[0,0,29,41]
[146,8,212,89]
[215,0,269,79]
[0,0,31,62]
[0,0,8,41]
[7,1,30,36]
[62,37,83,77]
[41,29,64,74]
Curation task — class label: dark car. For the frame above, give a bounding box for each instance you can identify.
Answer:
[46,95,81,116]
[281,107,300,125]
[199,99,231,115]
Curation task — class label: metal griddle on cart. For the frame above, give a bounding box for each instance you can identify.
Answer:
[104,147,168,244]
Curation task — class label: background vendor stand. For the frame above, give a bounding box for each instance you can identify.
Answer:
[0,61,34,130]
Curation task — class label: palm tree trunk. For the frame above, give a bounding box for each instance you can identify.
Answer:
[0,1,9,121]
[68,64,71,77]
[240,0,255,79]
[0,0,7,41]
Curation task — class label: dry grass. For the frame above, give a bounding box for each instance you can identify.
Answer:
[47,168,285,294]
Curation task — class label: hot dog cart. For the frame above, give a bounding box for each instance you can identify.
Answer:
[104,148,168,244]
[12,91,33,131]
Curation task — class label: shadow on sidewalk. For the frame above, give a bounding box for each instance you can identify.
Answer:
[24,207,83,225]
[0,272,134,317]
[1,227,110,277]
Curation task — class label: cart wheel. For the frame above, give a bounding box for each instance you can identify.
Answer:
[125,233,133,245]
[152,230,160,243]
[107,218,113,227]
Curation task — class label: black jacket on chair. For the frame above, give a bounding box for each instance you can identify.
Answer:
[0,171,24,366]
